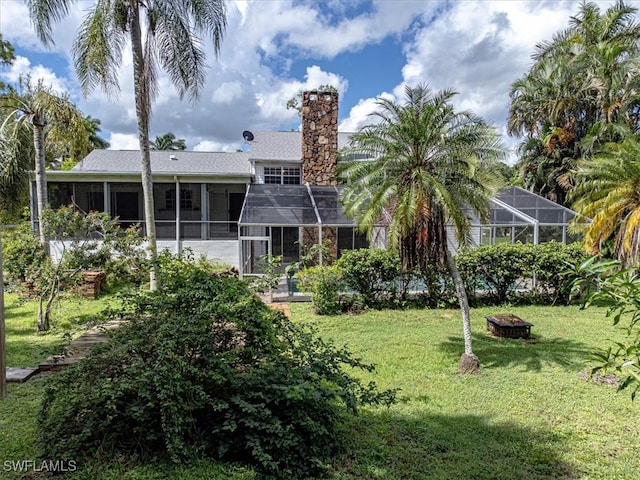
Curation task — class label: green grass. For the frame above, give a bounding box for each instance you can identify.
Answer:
[4,293,115,367]
[292,304,640,479]
[1,300,639,479]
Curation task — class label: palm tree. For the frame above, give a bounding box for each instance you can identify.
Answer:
[0,77,88,242]
[340,84,506,372]
[150,132,186,151]
[570,136,640,267]
[0,34,14,66]
[0,113,33,219]
[55,115,111,170]
[27,0,227,290]
[508,1,640,204]
[536,0,640,127]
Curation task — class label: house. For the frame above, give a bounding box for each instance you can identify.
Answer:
[40,91,370,275]
[38,90,584,276]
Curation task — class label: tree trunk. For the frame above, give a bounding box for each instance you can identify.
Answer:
[130,7,157,291]
[445,248,480,374]
[33,117,48,249]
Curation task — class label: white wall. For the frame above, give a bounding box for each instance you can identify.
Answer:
[51,239,241,269]
[157,240,240,268]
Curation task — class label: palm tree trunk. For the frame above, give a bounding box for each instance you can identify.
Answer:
[130,7,157,291]
[32,116,48,249]
[445,248,480,374]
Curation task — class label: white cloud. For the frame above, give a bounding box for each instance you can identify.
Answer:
[1,1,83,56]
[193,140,240,152]
[1,0,613,167]
[338,96,381,133]
[4,56,69,94]
[108,133,140,150]
[389,1,593,163]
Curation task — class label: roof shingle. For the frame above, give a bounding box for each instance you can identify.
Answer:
[73,150,252,175]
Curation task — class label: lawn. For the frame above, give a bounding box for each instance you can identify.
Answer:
[1,298,639,479]
[3,293,114,367]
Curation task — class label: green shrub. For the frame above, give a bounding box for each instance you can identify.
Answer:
[38,254,395,479]
[456,242,534,305]
[456,242,590,306]
[336,249,401,307]
[531,242,590,305]
[413,265,457,308]
[2,221,46,287]
[298,265,345,315]
[574,257,640,399]
[42,206,148,287]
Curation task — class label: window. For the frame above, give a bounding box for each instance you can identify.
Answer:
[337,227,369,257]
[264,167,281,184]
[264,166,300,185]
[165,189,194,210]
[282,168,300,184]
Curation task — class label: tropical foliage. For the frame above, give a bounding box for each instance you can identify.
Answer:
[57,115,110,170]
[570,136,640,266]
[339,84,506,372]
[150,131,187,151]
[2,207,145,331]
[573,257,640,400]
[0,34,13,65]
[0,34,14,92]
[27,0,228,289]
[508,0,640,205]
[0,76,88,234]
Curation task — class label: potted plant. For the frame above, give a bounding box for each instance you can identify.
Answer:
[285,261,301,295]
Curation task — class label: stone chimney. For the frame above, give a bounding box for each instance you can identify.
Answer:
[301,90,338,185]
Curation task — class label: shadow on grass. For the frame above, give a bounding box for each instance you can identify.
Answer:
[333,409,576,480]
[6,335,70,368]
[438,332,591,372]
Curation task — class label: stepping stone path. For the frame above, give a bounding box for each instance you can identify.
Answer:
[6,367,38,383]
[38,319,123,372]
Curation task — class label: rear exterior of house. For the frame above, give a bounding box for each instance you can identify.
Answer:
[36,90,585,273]
[39,91,369,273]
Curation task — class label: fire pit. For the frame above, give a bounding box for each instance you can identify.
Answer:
[486,314,532,339]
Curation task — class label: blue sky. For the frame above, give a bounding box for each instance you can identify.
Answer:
[0,0,620,162]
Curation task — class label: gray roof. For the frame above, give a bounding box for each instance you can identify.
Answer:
[246,131,354,162]
[70,130,357,174]
[72,150,252,176]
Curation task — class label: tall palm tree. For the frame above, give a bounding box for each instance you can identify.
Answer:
[340,84,506,372]
[0,77,88,242]
[508,1,640,204]
[27,0,227,290]
[570,136,640,267]
[150,132,186,151]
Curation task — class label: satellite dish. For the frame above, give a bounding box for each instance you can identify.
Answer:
[242,130,254,142]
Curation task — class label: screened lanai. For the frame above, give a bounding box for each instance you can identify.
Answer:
[473,186,587,246]
[237,184,373,276]
[238,184,587,276]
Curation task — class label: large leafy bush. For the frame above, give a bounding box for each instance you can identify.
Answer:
[456,242,588,305]
[456,242,534,304]
[2,221,46,287]
[38,254,395,479]
[336,248,401,306]
[530,242,589,304]
[297,265,345,315]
